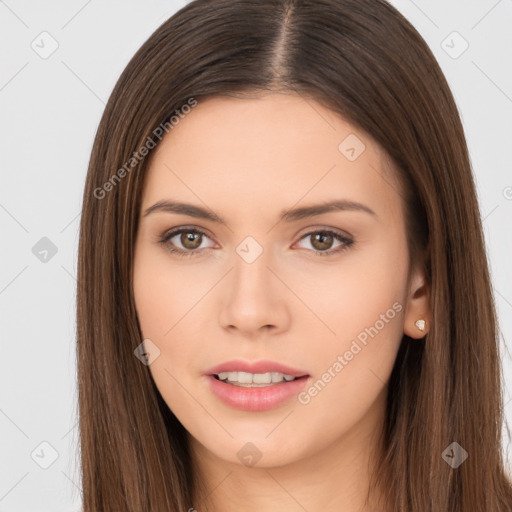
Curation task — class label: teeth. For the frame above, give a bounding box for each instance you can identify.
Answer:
[253,372,272,384]
[237,371,253,384]
[217,371,298,386]
[271,372,282,383]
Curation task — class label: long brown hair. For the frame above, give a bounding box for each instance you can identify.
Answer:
[76,0,512,510]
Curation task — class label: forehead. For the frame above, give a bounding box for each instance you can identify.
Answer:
[142,93,404,226]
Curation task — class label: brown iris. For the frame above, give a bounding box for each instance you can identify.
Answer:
[180,231,202,250]
[310,232,334,251]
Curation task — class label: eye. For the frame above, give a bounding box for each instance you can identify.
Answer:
[294,229,354,257]
[158,227,215,257]
[158,227,354,258]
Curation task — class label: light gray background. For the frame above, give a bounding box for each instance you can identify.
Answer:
[1,1,511,510]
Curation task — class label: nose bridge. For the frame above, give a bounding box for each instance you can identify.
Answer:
[230,240,274,305]
[218,238,288,333]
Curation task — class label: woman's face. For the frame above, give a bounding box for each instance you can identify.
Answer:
[133,93,428,470]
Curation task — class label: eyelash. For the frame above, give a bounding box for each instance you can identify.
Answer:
[158,227,354,258]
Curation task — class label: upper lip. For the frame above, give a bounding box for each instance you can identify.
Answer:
[206,359,309,377]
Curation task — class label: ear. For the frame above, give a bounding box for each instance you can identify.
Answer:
[403,264,431,339]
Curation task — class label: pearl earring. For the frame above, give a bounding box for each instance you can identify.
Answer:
[415,319,426,332]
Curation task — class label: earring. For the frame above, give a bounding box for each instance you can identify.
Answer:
[415,319,426,332]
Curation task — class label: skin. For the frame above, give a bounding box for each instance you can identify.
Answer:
[133,92,431,512]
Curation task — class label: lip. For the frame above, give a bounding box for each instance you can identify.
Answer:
[206,374,310,411]
[204,359,310,412]
[205,359,309,378]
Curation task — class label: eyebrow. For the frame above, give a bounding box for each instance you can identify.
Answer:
[143,199,377,223]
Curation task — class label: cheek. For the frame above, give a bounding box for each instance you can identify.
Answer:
[288,234,407,347]
[133,246,205,420]
[289,238,407,414]
[133,241,202,340]
[133,243,198,379]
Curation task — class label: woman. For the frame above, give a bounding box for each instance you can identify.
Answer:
[77,0,512,510]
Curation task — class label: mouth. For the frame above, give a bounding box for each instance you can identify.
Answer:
[205,360,311,411]
[207,373,310,411]
[205,359,310,386]
[211,371,309,387]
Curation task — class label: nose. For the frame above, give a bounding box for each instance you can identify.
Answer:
[218,249,291,338]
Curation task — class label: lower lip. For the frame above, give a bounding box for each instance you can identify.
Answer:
[206,375,310,411]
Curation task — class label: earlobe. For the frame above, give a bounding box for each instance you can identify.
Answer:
[403,269,431,340]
